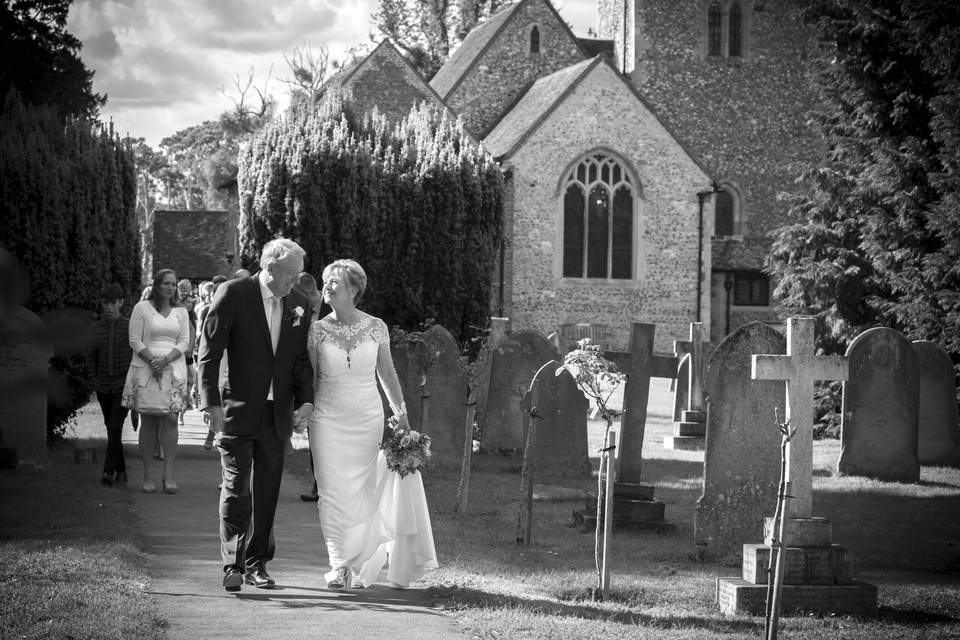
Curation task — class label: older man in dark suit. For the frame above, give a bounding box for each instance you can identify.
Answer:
[198,238,314,592]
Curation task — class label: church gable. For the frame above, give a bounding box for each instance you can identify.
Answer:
[432,0,587,136]
[327,39,445,124]
[493,57,714,350]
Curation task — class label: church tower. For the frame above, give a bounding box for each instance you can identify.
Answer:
[597,0,824,342]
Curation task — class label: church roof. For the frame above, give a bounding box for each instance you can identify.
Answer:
[577,37,615,60]
[430,3,524,99]
[483,57,598,159]
[484,55,715,180]
[152,210,232,281]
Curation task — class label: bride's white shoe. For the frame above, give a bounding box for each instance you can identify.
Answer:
[327,566,351,589]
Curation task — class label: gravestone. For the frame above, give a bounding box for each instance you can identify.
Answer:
[485,329,558,452]
[695,321,785,560]
[390,324,467,464]
[0,306,51,468]
[717,317,877,618]
[838,328,920,482]
[573,322,678,530]
[521,361,590,481]
[672,354,690,423]
[665,322,710,450]
[912,340,960,467]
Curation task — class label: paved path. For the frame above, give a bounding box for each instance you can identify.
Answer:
[123,410,465,640]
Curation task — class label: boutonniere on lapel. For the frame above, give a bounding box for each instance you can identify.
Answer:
[287,305,305,327]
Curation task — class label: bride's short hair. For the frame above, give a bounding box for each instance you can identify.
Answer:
[322,259,366,305]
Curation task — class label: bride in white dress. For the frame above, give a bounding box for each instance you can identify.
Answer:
[307,259,438,589]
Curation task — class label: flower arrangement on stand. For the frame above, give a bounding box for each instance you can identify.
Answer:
[558,338,625,602]
[382,416,432,478]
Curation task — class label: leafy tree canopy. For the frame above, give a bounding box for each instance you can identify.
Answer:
[0,0,104,117]
[374,0,509,79]
[768,0,960,375]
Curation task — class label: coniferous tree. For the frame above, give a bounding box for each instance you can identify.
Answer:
[769,0,960,381]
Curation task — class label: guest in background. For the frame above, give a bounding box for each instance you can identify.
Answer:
[295,272,325,503]
[88,283,133,487]
[123,269,190,494]
[177,278,198,426]
[199,275,229,451]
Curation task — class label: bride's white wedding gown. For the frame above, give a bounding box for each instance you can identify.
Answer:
[308,315,438,587]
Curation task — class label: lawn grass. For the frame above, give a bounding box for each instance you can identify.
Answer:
[414,379,960,640]
[0,437,164,640]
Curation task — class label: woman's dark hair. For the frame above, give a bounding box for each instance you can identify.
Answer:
[149,268,181,310]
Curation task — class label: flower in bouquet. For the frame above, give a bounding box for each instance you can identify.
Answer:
[382,417,433,478]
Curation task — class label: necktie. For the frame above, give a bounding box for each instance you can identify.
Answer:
[270,296,282,353]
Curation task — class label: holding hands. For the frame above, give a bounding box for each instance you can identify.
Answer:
[292,403,314,434]
[149,354,168,380]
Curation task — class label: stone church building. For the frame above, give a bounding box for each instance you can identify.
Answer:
[232,0,820,351]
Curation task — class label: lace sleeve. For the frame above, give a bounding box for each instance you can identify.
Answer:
[307,320,324,352]
[371,318,390,345]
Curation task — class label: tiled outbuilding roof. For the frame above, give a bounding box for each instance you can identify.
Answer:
[151,210,232,281]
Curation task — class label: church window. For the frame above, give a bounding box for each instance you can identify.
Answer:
[729,2,743,57]
[562,153,637,280]
[713,183,742,236]
[707,2,722,57]
[733,270,769,306]
[529,26,540,54]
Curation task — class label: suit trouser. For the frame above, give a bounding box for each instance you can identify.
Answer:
[96,390,128,475]
[218,402,285,571]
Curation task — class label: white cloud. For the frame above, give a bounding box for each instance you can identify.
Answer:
[68,0,595,146]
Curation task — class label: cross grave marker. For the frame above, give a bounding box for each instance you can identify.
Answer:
[751,317,848,519]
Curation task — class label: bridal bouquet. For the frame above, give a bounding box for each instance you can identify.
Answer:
[382,416,432,478]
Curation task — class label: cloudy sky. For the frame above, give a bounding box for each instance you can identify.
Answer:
[67,0,597,148]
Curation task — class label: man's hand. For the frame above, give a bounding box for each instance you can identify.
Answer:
[292,403,314,434]
[203,406,225,433]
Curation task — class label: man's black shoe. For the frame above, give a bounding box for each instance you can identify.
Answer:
[300,492,319,502]
[100,472,114,487]
[223,566,243,592]
[244,567,276,589]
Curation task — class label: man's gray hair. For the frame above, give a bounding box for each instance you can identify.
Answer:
[259,238,306,269]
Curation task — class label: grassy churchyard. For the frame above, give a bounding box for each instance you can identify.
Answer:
[1,379,959,639]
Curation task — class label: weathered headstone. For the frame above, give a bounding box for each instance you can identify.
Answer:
[912,340,960,467]
[391,324,467,464]
[838,327,920,482]
[665,322,710,450]
[0,306,51,468]
[517,361,590,545]
[521,361,590,481]
[717,317,877,618]
[574,322,678,530]
[695,321,785,560]
[485,329,558,452]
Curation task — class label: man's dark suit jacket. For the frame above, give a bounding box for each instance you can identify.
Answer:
[197,274,313,438]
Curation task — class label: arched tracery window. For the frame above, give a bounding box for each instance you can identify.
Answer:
[562,153,636,280]
[529,26,540,54]
[707,2,722,57]
[729,2,742,57]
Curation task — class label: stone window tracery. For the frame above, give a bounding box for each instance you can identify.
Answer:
[704,0,749,60]
[561,153,636,280]
[529,25,541,54]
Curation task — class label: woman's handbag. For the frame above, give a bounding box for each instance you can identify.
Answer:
[125,376,176,416]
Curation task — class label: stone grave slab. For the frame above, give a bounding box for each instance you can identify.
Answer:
[912,340,960,466]
[485,329,558,452]
[521,360,590,481]
[695,321,785,560]
[665,322,711,450]
[838,328,920,482]
[0,306,51,468]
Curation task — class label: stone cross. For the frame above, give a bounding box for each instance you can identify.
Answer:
[751,317,848,519]
[619,322,678,483]
[673,321,706,413]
